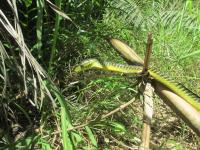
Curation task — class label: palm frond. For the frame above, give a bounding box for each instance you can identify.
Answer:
[0,41,9,96]
[107,0,200,31]
[0,1,53,106]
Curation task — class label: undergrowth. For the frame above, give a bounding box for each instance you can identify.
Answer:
[0,0,200,149]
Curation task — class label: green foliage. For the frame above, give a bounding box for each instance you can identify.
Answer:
[107,0,200,30]
[38,138,52,150]
[2,134,39,150]
[48,0,62,73]
[35,0,44,54]
[85,126,98,149]
[20,0,32,8]
[44,80,73,149]
[1,0,200,149]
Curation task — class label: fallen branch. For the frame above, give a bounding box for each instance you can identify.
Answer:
[67,98,136,131]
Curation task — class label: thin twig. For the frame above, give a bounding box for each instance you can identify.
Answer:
[67,98,136,131]
[102,98,135,118]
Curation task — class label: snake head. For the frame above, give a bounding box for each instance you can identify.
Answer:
[74,59,101,72]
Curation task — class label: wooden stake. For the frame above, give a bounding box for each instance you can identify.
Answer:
[142,33,153,73]
[139,82,154,150]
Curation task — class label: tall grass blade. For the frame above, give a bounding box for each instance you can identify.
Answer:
[36,0,44,53]
[85,126,98,149]
[46,81,74,150]
[60,106,73,150]
[48,0,62,72]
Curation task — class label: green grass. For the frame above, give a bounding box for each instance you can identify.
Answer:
[0,0,200,149]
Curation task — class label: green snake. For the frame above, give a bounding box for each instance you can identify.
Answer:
[74,58,200,112]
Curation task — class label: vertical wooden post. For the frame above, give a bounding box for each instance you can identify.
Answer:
[142,33,153,73]
[139,33,154,150]
[139,82,154,150]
